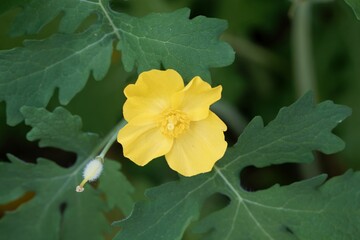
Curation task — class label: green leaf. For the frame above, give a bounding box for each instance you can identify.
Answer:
[99,159,134,215]
[113,93,354,240]
[0,106,133,240]
[9,0,95,35]
[23,106,99,154]
[1,1,234,125]
[344,0,360,20]
[0,26,113,126]
[0,155,109,240]
[114,8,235,81]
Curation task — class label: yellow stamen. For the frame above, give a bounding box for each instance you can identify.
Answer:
[160,109,190,138]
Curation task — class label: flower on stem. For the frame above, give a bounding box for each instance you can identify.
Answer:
[117,69,227,177]
[76,157,104,192]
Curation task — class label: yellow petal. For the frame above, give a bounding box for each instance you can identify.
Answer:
[123,69,184,122]
[165,111,227,176]
[118,122,173,166]
[172,76,222,121]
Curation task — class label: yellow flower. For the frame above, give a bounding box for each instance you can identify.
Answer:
[117,69,227,177]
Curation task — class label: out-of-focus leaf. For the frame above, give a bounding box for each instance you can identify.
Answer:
[344,0,360,20]
[217,0,288,35]
[113,93,354,240]
[0,0,29,15]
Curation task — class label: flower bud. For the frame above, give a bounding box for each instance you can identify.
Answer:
[76,157,103,192]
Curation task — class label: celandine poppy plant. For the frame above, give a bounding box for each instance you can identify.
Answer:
[117,69,227,176]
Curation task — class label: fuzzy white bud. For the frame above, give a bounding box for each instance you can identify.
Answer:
[76,158,104,192]
[83,159,103,182]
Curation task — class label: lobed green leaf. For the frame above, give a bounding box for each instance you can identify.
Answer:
[113,93,354,240]
[0,26,113,126]
[22,106,99,155]
[9,0,95,35]
[99,159,134,215]
[0,1,234,125]
[0,107,133,240]
[114,8,235,81]
[0,155,109,240]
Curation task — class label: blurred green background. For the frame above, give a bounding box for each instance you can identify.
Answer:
[0,1,359,236]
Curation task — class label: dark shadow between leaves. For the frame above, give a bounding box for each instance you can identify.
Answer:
[240,163,302,192]
[0,125,76,167]
[200,192,230,218]
[240,151,348,192]
[3,138,77,168]
[184,193,230,240]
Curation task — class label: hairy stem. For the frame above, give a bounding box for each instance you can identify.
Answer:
[76,119,126,191]
[98,119,127,159]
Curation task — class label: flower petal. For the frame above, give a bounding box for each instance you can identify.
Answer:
[172,76,222,121]
[118,122,173,166]
[165,111,227,176]
[123,69,184,122]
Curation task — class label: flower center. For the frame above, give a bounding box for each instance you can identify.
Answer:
[160,109,190,138]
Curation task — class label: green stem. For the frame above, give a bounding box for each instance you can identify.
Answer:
[76,119,127,192]
[98,119,127,160]
[292,0,317,98]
